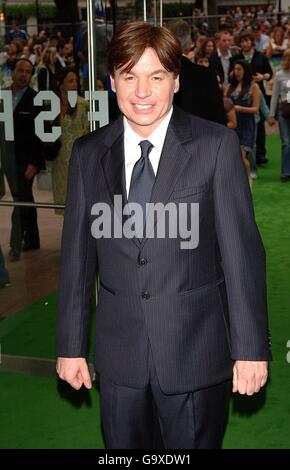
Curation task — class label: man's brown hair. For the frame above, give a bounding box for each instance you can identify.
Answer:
[239,31,255,45]
[107,21,182,77]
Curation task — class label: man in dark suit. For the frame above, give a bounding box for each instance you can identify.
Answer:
[167,20,226,125]
[56,22,271,449]
[0,59,43,261]
[210,30,235,87]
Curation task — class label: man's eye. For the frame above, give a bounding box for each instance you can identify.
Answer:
[152,76,162,81]
[124,76,134,81]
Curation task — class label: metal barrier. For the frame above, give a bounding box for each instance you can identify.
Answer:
[0,201,65,210]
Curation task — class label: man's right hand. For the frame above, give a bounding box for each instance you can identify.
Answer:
[56,357,92,390]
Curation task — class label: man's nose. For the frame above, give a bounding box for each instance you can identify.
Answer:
[135,78,151,98]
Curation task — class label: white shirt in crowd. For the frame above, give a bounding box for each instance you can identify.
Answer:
[270,69,290,117]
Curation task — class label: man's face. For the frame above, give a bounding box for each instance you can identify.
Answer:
[12,60,33,89]
[218,33,231,53]
[241,38,253,53]
[110,47,179,138]
[64,43,73,56]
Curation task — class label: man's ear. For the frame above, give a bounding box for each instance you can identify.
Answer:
[110,75,116,93]
[174,75,180,93]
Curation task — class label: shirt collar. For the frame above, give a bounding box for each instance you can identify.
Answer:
[217,48,232,59]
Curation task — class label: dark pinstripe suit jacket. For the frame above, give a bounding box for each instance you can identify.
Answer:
[56,105,271,394]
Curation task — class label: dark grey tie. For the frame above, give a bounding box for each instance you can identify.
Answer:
[128,140,155,237]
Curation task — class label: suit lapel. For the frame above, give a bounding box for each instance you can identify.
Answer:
[100,116,140,249]
[101,132,127,208]
[151,107,193,205]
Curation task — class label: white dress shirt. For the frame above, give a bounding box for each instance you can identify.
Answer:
[217,48,232,87]
[123,107,173,198]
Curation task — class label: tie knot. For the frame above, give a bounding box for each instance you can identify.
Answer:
[139,140,153,158]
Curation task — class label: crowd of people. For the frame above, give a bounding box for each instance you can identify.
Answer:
[168,11,290,186]
[0,6,290,279]
[0,20,93,268]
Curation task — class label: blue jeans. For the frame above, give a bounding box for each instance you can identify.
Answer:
[277,105,290,177]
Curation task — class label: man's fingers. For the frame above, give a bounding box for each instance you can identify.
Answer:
[80,365,93,389]
[248,369,268,394]
[83,376,92,389]
[232,364,238,392]
[254,372,268,393]
[246,378,255,395]
[56,357,92,390]
[233,361,268,396]
[232,364,247,394]
[59,371,84,390]
[237,379,247,395]
[70,376,83,390]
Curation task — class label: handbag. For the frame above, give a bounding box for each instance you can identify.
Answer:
[281,100,290,119]
[42,138,62,161]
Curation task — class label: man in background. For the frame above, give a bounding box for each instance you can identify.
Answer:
[210,30,235,87]
[0,59,43,261]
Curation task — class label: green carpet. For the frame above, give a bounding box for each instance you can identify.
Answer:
[0,134,289,448]
[0,372,104,449]
[0,293,95,362]
[223,134,290,449]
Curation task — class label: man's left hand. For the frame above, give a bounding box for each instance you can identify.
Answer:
[232,360,268,395]
[24,164,38,180]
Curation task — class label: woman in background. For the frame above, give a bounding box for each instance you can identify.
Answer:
[270,27,288,61]
[226,59,260,187]
[37,46,57,91]
[51,68,90,213]
[202,38,215,57]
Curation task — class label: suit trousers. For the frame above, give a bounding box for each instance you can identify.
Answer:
[99,343,231,449]
[3,161,39,251]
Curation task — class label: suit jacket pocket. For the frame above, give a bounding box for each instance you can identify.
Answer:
[99,280,116,295]
[180,277,224,296]
[172,183,209,200]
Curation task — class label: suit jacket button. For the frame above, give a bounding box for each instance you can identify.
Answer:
[142,291,150,300]
[139,257,148,266]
